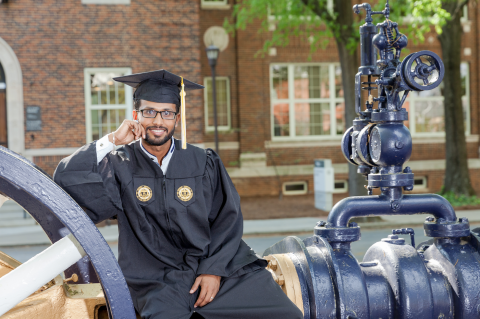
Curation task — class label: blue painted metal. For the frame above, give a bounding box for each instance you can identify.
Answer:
[0,146,136,319]
[392,228,415,247]
[264,2,480,318]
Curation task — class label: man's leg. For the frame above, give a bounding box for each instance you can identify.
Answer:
[196,268,303,319]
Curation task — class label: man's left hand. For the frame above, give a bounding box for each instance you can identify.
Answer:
[190,274,221,308]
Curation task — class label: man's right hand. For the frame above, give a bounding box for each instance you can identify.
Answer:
[108,120,146,146]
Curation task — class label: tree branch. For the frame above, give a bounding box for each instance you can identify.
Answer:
[299,0,335,24]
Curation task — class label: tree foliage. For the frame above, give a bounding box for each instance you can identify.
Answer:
[226,0,475,197]
[225,0,358,56]
[225,0,451,56]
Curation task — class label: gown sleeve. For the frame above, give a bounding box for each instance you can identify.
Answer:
[53,141,125,224]
[196,150,258,277]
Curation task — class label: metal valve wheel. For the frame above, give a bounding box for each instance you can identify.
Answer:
[0,147,136,318]
[400,50,444,91]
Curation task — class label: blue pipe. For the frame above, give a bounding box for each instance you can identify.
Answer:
[327,192,456,228]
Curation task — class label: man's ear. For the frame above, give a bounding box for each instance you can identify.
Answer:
[132,110,138,121]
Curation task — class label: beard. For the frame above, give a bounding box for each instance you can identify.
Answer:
[144,125,175,146]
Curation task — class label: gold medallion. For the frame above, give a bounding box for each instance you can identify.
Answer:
[136,185,152,202]
[177,185,193,202]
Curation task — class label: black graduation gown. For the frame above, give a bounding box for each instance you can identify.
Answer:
[54,139,303,319]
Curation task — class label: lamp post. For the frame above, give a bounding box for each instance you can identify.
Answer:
[206,45,220,154]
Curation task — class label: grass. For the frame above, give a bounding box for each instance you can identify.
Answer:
[440,191,480,207]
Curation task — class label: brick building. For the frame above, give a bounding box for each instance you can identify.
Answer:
[0,0,479,214]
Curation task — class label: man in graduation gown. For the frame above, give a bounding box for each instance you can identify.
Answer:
[54,70,303,319]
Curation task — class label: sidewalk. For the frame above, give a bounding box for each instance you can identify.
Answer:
[0,210,479,246]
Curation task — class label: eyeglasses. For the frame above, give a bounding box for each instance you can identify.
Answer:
[137,109,178,120]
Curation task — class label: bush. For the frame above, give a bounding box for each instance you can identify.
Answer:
[440,191,480,207]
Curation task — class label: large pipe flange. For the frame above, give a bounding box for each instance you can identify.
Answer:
[424,216,470,238]
[265,254,304,315]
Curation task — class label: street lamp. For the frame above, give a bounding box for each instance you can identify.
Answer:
[206,45,220,154]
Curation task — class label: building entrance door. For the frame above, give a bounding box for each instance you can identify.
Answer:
[0,63,6,148]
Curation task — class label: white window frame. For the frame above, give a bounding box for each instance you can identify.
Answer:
[270,63,344,141]
[461,4,469,22]
[405,62,470,136]
[332,180,348,194]
[413,176,427,189]
[82,0,130,4]
[201,0,229,9]
[282,181,308,195]
[204,76,231,132]
[84,67,133,143]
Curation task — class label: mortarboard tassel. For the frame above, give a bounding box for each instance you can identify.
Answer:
[180,76,187,149]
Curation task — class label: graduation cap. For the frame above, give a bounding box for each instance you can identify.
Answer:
[113,70,204,149]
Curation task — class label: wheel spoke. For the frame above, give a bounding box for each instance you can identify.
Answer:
[0,234,86,316]
[423,78,429,85]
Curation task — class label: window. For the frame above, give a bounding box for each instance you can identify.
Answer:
[84,68,133,142]
[282,181,308,195]
[413,177,427,189]
[271,64,344,139]
[403,62,470,135]
[82,0,130,4]
[204,77,231,131]
[332,180,348,194]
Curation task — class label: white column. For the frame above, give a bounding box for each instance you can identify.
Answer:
[0,234,86,316]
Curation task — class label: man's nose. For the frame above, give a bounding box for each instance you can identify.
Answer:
[153,112,164,125]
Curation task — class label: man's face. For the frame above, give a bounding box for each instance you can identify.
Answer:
[133,100,179,146]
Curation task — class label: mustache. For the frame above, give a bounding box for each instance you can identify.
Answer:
[146,126,168,133]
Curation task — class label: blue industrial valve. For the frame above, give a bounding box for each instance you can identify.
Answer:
[264,1,480,318]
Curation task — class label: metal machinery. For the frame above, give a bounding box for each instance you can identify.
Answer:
[263,1,480,319]
[0,147,136,318]
[0,2,479,319]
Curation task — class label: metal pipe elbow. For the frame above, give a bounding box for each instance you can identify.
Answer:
[327,193,457,228]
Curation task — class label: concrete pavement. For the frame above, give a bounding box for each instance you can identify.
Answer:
[0,209,479,246]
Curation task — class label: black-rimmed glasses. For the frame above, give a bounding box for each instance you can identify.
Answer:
[137,109,178,120]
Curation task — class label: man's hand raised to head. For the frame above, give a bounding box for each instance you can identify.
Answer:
[190,274,221,308]
[108,120,146,146]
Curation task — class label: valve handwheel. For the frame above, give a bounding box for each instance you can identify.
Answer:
[401,51,444,91]
[0,146,136,318]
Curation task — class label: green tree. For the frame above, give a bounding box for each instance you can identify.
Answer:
[227,0,475,197]
[388,0,474,196]
[226,0,365,196]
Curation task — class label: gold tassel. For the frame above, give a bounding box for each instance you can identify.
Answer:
[180,76,187,149]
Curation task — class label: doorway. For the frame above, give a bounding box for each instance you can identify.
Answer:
[0,63,6,148]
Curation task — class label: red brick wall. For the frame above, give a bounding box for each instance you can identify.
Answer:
[34,155,67,177]
[232,169,480,201]
[201,0,480,200]
[0,0,203,150]
[2,1,480,209]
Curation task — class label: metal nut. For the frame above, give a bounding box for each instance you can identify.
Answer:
[316,221,326,227]
[268,260,278,271]
[275,275,285,286]
[391,200,400,211]
[403,166,412,173]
